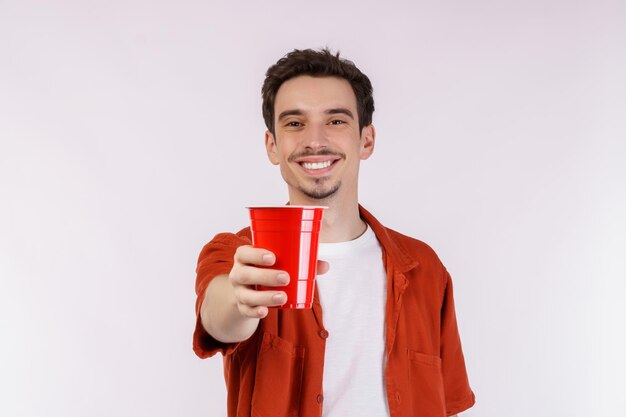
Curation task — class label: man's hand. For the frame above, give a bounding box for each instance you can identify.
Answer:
[229,245,329,318]
[201,244,329,343]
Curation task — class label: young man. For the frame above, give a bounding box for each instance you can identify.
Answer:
[193,48,475,417]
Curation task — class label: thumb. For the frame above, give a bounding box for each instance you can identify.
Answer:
[317,259,330,275]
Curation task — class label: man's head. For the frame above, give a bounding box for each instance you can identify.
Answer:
[262,48,376,205]
[262,48,375,135]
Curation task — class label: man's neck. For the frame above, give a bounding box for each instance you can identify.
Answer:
[288,194,366,243]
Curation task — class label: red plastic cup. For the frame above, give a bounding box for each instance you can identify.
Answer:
[247,206,327,309]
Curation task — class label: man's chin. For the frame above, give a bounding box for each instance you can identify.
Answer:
[299,183,341,200]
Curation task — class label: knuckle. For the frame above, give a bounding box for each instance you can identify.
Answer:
[237,304,252,317]
[237,290,253,306]
[234,245,248,260]
[232,286,243,300]
[237,272,251,285]
[228,269,241,284]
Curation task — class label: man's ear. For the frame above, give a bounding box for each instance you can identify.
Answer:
[265,131,280,165]
[359,124,376,160]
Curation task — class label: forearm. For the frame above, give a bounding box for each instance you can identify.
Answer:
[200,274,261,343]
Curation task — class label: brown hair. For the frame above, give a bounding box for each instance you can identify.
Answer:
[262,48,375,134]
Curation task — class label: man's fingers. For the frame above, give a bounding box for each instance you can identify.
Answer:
[230,265,290,287]
[237,303,269,319]
[234,287,287,315]
[235,245,275,266]
[317,259,330,275]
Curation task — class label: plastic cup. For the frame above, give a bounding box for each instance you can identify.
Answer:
[247,206,327,309]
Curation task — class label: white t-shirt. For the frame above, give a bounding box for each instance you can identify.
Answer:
[316,224,388,417]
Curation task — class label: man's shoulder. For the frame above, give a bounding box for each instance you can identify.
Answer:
[384,226,435,251]
[360,205,444,269]
[381,225,445,269]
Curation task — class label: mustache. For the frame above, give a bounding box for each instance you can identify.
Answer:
[288,149,346,162]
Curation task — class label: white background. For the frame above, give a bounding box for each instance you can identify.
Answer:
[1,1,625,416]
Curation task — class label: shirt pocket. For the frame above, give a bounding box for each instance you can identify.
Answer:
[406,349,446,417]
[251,332,305,417]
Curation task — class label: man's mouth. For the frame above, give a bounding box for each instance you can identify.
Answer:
[290,152,345,176]
[301,160,333,170]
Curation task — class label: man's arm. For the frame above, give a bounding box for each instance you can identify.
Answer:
[440,268,476,415]
[200,274,263,343]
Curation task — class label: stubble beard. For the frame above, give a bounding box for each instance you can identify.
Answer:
[299,178,341,200]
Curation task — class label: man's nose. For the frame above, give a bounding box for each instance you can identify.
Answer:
[302,124,330,149]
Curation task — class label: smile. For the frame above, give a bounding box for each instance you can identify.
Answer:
[301,160,332,170]
[291,153,344,177]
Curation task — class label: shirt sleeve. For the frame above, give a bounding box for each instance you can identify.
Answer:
[192,231,251,359]
[440,268,476,415]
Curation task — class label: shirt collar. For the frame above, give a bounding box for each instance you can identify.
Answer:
[358,204,420,273]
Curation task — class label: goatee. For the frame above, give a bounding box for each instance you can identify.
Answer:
[300,181,341,200]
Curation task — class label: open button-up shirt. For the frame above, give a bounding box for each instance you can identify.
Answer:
[193,205,476,417]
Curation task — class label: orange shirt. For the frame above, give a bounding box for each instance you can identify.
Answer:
[193,206,476,417]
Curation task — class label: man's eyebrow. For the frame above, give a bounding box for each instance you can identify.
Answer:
[277,109,303,121]
[326,108,354,119]
[277,108,355,121]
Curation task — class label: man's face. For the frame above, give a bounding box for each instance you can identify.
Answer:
[265,75,375,202]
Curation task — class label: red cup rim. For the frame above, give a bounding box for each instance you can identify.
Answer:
[246,205,328,210]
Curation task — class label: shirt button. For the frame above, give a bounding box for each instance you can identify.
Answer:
[319,329,329,339]
[395,391,401,403]
[316,394,324,404]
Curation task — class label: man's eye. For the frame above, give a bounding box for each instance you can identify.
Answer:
[330,120,346,125]
[286,121,302,127]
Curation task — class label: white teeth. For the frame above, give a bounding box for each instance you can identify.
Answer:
[302,160,332,170]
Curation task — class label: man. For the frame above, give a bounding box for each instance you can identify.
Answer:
[193,48,475,417]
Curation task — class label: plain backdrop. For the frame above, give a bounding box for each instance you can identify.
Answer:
[1,1,625,416]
